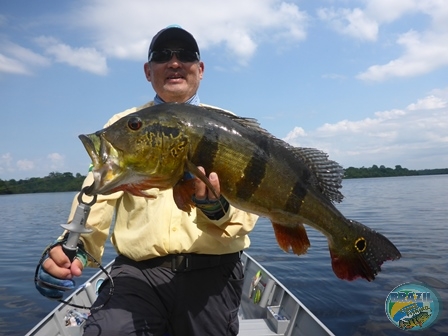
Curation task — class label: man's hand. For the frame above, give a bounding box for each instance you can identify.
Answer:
[193,166,229,220]
[35,245,84,299]
[194,166,221,201]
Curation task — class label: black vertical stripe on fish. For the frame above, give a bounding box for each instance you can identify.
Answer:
[235,155,268,200]
[81,103,402,282]
[235,137,270,200]
[190,129,219,173]
[284,174,310,214]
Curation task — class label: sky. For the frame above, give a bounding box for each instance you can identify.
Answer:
[1,0,448,181]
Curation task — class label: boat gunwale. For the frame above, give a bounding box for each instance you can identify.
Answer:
[26,252,335,336]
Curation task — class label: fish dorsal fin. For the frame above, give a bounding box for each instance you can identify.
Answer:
[292,147,344,203]
[201,106,344,203]
[201,106,270,134]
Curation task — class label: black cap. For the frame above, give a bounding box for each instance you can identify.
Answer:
[148,25,199,58]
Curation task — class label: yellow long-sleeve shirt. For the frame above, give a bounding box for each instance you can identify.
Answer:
[66,102,259,266]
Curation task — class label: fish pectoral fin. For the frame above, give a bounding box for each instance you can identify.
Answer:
[328,219,401,281]
[272,222,310,256]
[173,178,196,213]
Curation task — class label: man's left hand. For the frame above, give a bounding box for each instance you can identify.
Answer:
[194,166,220,201]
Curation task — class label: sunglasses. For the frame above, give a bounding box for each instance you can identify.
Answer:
[148,49,200,63]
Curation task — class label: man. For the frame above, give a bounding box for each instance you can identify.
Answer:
[36,25,258,336]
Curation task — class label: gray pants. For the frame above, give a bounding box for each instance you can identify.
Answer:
[83,253,243,336]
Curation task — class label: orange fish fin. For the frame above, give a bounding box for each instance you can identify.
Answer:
[328,246,374,281]
[328,219,401,281]
[173,178,196,213]
[272,222,310,255]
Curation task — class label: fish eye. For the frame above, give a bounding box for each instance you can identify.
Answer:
[128,117,142,131]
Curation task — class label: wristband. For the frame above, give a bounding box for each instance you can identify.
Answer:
[193,195,230,220]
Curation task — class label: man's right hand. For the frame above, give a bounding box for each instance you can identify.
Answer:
[35,245,84,299]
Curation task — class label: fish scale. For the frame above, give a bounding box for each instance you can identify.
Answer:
[79,103,401,281]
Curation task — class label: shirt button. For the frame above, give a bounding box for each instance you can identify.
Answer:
[172,227,177,232]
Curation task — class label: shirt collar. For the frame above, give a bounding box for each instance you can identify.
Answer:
[154,94,200,106]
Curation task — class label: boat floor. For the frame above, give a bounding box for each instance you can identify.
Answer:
[26,252,334,336]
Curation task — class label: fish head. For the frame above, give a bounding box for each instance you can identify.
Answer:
[79,112,190,196]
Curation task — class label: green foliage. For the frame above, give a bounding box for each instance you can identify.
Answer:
[0,172,86,195]
[1,166,447,194]
[344,165,448,179]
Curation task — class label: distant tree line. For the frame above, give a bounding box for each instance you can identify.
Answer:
[0,172,86,195]
[1,166,447,195]
[344,165,448,179]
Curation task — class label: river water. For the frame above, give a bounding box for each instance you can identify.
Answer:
[0,175,447,335]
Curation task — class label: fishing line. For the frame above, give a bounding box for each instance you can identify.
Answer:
[59,247,114,311]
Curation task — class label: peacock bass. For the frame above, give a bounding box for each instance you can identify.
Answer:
[79,103,401,281]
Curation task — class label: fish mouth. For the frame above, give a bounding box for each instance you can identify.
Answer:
[78,133,127,195]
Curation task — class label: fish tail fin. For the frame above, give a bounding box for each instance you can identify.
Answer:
[328,219,401,281]
[272,222,310,255]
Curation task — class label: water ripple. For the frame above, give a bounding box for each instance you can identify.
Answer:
[1,176,448,335]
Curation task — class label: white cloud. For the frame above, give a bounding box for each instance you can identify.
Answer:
[35,36,108,75]
[0,1,308,73]
[47,152,65,170]
[2,0,448,80]
[407,95,447,110]
[317,1,448,81]
[0,153,66,179]
[0,153,16,177]
[0,39,50,75]
[70,0,308,64]
[0,53,29,75]
[284,126,307,142]
[17,159,35,171]
[284,93,448,169]
[317,7,378,41]
[364,0,419,23]
[357,30,448,81]
[0,153,13,169]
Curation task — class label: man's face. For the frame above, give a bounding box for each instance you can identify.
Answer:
[144,43,204,103]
